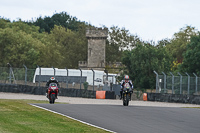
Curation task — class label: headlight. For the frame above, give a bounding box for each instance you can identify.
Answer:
[51,87,56,89]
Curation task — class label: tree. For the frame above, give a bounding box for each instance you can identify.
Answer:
[122,42,172,89]
[0,27,44,68]
[33,12,87,33]
[45,25,87,68]
[166,26,198,63]
[106,26,141,63]
[0,18,10,29]
[0,19,48,68]
[180,34,200,74]
[0,17,89,69]
[156,38,171,48]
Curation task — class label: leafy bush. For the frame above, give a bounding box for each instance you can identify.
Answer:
[83,82,89,90]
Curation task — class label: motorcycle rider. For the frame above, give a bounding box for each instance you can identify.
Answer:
[46,77,59,99]
[120,75,133,100]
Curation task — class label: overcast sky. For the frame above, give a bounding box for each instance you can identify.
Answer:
[1,0,200,42]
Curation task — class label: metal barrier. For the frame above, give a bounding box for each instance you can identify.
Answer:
[0,66,116,91]
[154,71,200,95]
[0,67,36,86]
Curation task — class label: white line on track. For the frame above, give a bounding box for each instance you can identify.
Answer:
[30,104,116,133]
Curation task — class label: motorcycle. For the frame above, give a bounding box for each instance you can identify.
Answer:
[122,83,132,106]
[47,83,59,104]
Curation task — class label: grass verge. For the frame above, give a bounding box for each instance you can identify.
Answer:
[0,99,109,133]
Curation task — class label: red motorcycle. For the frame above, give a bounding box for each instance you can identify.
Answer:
[47,83,59,104]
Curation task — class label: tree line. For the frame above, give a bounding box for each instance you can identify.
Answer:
[0,12,88,69]
[0,12,200,90]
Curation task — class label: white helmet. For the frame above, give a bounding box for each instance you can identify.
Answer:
[50,77,55,81]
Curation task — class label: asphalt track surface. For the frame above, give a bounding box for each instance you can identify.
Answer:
[33,103,200,133]
[1,92,200,133]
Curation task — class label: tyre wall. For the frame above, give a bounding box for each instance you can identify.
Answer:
[0,84,115,99]
[147,93,200,104]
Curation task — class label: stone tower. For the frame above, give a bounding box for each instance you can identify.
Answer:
[86,27,108,70]
[78,27,108,70]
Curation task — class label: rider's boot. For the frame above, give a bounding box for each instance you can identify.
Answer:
[46,93,49,98]
[46,89,48,98]
[120,91,122,100]
[129,90,132,101]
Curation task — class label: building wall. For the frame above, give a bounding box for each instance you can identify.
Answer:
[87,39,106,68]
[86,28,108,70]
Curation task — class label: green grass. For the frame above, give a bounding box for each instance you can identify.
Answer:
[0,99,109,133]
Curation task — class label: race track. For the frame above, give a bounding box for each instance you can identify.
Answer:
[33,103,200,133]
[1,92,200,133]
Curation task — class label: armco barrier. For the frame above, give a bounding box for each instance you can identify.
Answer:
[0,84,115,99]
[0,84,46,95]
[147,93,200,104]
[105,91,115,99]
[0,84,95,98]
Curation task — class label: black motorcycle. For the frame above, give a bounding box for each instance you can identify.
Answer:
[122,83,132,106]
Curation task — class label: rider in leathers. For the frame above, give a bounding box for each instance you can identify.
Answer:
[46,77,59,99]
[120,75,133,100]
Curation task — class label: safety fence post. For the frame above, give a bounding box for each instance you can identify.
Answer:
[162,72,167,93]
[193,73,198,94]
[65,67,68,89]
[37,65,41,87]
[79,68,82,90]
[153,71,159,93]
[169,72,174,94]
[91,69,95,92]
[178,72,182,94]
[7,63,12,84]
[23,64,27,85]
[91,69,95,97]
[52,66,55,77]
[185,72,190,95]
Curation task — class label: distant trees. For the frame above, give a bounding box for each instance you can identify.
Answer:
[1,12,200,90]
[0,19,44,68]
[119,25,200,89]
[166,26,198,63]
[121,42,172,89]
[180,34,200,75]
[106,26,141,63]
[0,13,88,68]
[47,25,87,68]
[32,12,87,33]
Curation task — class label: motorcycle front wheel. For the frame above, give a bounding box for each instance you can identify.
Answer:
[49,93,55,104]
[126,94,129,106]
[123,94,127,106]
